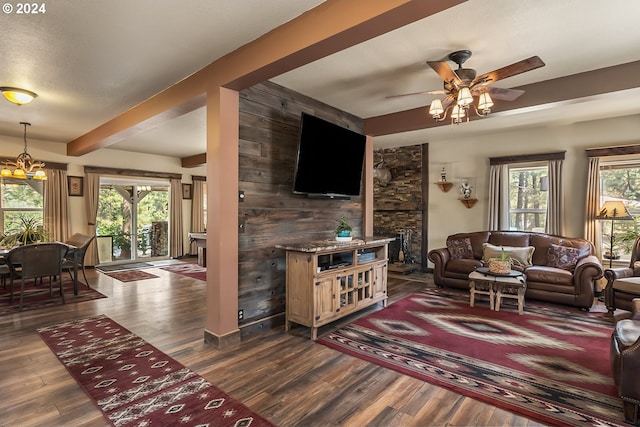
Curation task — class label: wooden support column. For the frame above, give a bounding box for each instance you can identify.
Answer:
[204,86,241,349]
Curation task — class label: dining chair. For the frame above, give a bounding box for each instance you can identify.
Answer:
[0,263,8,289]
[61,233,95,289]
[6,242,68,310]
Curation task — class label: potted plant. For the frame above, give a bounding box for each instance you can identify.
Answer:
[113,233,132,259]
[488,248,512,274]
[0,215,50,247]
[335,216,353,241]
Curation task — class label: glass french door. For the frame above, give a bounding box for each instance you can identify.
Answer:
[96,177,170,264]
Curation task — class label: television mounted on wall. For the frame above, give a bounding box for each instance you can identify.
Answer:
[292,112,366,199]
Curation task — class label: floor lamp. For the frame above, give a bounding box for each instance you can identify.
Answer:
[596,200,633,268]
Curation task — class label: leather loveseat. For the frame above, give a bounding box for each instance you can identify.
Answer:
[610,298,640,424]
[603,236,640,317]
[428,231,604,310]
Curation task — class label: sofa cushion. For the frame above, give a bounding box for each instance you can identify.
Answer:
[482,243,535,268]
[546,243,580,271]
[612,277,640,295]
[446,237,474,259]
[447,232,490,260]
[525,265,574,286]
[488,231,530,248]
[530,234,593,266]
[446,258,482,275]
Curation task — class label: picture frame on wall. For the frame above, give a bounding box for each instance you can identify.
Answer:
[182,183,192,200]
[68,176,84,197]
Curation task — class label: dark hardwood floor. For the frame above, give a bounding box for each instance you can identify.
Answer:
[0,262,543,427]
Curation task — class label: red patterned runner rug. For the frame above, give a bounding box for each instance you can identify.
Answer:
[160,263,206,281]
[318,288,626,427]
[103,269,159,282]
[38,315,274,427]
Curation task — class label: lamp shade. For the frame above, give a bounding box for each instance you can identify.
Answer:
[478,92,494,111]
[596,200,633,220]
[456,87,473,106]
[429,99,444,117]
[451,105,466,119]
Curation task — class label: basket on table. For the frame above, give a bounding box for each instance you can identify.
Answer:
[488,259,511,274]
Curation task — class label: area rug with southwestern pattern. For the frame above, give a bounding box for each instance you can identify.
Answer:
[38,314,274,427]
[0,278,106,316]
[318,288,626,427]
[160,263,206,281]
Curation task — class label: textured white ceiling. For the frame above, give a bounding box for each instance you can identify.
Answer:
[1,0,639,157]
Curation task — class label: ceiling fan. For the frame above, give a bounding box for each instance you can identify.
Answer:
[388,50,545,123]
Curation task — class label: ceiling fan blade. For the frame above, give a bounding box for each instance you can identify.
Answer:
[427,60,462,86]
[472,56,545,86]
[472,86,525,101]
[385,89,447,99]
[441,94,455,109]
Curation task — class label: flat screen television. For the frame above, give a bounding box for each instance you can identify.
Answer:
[292,112,366,198]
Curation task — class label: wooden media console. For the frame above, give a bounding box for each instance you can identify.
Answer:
[277,237,393,339]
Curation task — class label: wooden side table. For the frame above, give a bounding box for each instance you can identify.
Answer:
[468,271,495,310]
[495,279,527,314]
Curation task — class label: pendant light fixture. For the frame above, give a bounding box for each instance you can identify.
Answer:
[1,122,47,180]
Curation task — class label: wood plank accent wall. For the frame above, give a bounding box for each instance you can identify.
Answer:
[238,81,364,325]
[373,145,425,268]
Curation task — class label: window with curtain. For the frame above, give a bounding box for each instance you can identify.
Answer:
[489,151,564,234]
[0,178,43,234]
[508,164,548,231]
[599,159,640,261]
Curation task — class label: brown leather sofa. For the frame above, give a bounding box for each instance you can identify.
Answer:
[610,298,640,424]
[604,236,640,317]
[428,231,603,310]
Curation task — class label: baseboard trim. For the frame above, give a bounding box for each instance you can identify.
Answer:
[204,328,241,349]
[240,312,285,339]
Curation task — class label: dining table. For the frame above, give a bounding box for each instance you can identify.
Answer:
[0,243,80,295]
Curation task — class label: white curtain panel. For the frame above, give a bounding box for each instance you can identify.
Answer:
[169,178,184,258]
[84,172,100,266]
[546,159,565,236]
[190,180,205,255]
[43,169,69,242]
[585,157,602,260]
[487,164,509,230]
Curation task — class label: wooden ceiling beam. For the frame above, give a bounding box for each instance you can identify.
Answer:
[181,153,207,168]
[66,0,466,157]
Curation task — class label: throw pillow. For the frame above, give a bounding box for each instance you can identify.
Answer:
[482,243,535,268]
[547,243,581,271]
[447,237,474,259]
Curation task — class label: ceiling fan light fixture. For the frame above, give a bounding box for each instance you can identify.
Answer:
[0,87,37,105]
[451,105,466,124]
[456,87,473,106]
[478,92,494,114]
[429,99,444,119]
